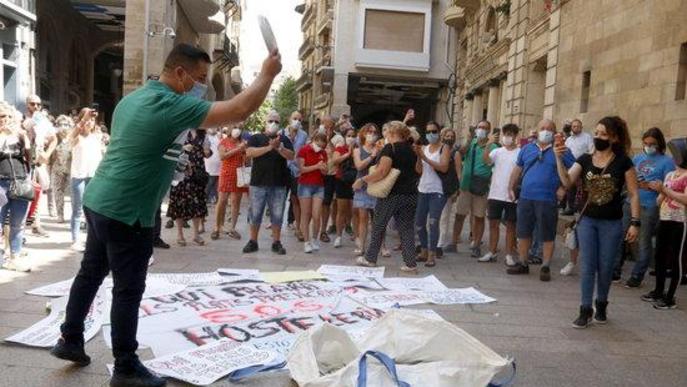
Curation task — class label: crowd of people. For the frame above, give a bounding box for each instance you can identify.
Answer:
[0,95,107,272]
[1,95,686,330]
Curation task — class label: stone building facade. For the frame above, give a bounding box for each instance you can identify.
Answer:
[296,0,456,129]
[446,0,687,142]
[0,0,37,111]
[444,0,687,144]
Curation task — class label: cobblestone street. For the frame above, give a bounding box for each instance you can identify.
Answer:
[0,201,686,387]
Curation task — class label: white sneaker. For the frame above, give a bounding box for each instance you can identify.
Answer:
[1,256,31,272]
[148,255,155,267]
[505,254,517,267]
[334,236,342,248]
[71,242,85,252]
[560,261,576,276]
[478,252,496,262]
[311,239,320,251]
[304,242,313,254]
[356,256,376,267]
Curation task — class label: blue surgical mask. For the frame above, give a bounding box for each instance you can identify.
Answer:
[538,130,553,144]
[186,81,208,99]
[644,145,657,155]
[476,129,488,140]
[426,133,439,144]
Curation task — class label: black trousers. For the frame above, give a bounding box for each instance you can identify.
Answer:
[365,194,417,266]
[154,207,162,240]
[653,220,687,301]
[61,207,153,370]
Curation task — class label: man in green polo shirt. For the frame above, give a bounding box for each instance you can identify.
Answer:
[50,44,281,387]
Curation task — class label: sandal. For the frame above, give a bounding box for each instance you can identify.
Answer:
[400,264,418,274]
[227,230,242,240]
[425,260,436,267]
[320,232,331,243]
[177,239,187,247]
[193,236,205,246]
[210,231,220,240]
[381,248,391,257]
[295,229,305,242]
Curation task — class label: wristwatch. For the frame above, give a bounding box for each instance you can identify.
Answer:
[629,218,641,227]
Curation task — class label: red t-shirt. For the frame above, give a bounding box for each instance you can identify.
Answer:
[298,144,327,186]
[334,145,350,179]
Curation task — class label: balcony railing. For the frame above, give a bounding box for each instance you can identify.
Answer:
[296,70,313,91]
[301,3,317,31]
[314,92,330,109]
[316,9,333,36]
[8,0,35,13]
[299,36,314,60]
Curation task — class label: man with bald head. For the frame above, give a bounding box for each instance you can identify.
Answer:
[507,119,575,281]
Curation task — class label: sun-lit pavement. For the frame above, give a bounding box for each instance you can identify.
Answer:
[1,200,686,387]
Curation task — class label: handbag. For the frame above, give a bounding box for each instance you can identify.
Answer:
[564,154,615,250]
[236,165,252,188]
[339,157,357,184]
[366,144,400,198]
[7,150,34,202]
[467,144,490,196]
[437,147,459,197]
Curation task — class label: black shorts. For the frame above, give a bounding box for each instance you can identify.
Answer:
[289,176,298,199]
[335,178,354,200]
[323,175,336,206]
[487,199,517,223]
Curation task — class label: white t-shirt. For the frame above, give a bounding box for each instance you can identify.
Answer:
[71,133,103,179]
[488,147,520,202]
[204,133,221,176]
[565,131,594,159]
[418,145,443,194]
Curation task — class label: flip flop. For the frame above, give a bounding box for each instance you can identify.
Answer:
[210,231,220,240]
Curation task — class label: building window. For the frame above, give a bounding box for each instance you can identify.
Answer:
[580,70,591,113]
[676,42,687,101]
[363,9,425,53]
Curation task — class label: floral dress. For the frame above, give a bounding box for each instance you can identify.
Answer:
[50,140,71,219]
[167,131,209,220]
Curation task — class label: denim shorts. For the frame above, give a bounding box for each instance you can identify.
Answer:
[353,189,377,209]
[248,186,287,226]
[298,183,325,199]
[516,198,558,242]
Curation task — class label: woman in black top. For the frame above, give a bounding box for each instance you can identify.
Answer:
[353,121,419,272]
[555,116,639,328]
[0,102,32,272]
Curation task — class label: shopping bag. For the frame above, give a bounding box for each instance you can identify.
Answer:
[236,166,252,188]
[287,309,513,387]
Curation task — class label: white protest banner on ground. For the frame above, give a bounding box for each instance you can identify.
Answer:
[101,325,149,350]
[5,288,108,347]
[139,295,386,357]
[144,339,280,386]
[347,308,445,343]
[317,264,385,279]
[348,289,427,309]
[261,271,325,284]
[423,287,497,305]
[140,277,187,299]
[376,275,448,292]
[215,268,264,283]
[149,272,228,287]
[324,276,386,293]
[25,278,75,297]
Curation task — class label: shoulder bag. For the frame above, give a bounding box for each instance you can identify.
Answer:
[367,144,401,198]
[437,146,459,197]
[6,143,35,202]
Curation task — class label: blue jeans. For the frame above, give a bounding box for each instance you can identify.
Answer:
[578,216,624,307]
[0,179,30,255]
[248,186,287,227]
[623,205,659,281]
[71,178,91,243]
[415,192,447,252]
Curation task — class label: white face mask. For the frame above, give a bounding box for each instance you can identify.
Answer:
[501,136,514,147]
[291,119,302,129]
[231,128,241,139]
[475,128,488,140]
[346,137,356,146]
[266,122,279,134]
[317,125,326,134]
[311,143,321,153]
[538,130,553,144]
[366,134,378,144]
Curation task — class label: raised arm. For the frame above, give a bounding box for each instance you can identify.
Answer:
[201,51,281,128]
[554,145,582,189]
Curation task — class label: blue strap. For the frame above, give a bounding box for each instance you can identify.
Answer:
[227,360,287,382]
[356,350,410,387]
[488,361,517,387]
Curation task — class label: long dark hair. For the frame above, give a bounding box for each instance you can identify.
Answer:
[598,116,631,156]
[642,127,667,154]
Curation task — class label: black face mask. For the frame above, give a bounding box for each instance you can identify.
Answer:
[443,139,455,146]
[594,137,611,151]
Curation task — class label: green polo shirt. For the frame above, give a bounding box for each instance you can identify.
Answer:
[83,80,212,227]
[460,139,497,192]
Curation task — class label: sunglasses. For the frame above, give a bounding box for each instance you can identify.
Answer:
[29,102,41,106]
[268,120,280,124]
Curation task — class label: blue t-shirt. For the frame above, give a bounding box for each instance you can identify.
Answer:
[517,143,575,202]
[633,152,675,207]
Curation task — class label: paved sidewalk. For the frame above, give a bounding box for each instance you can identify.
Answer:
[1,203,686,387]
